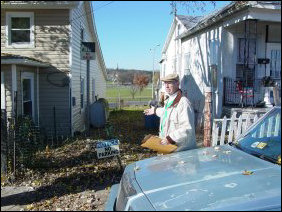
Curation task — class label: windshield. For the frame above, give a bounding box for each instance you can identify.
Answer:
[235,107,281,164]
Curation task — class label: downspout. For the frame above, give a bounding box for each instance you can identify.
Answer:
[69,8,73,136]
[37,67,39,126]
[264,25,269,76]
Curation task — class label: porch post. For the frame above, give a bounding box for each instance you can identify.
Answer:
[273,84,281,106]
[203,87,212,147]
[11,65,17,116]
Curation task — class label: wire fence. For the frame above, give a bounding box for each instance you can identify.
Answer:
[1,110,44,181]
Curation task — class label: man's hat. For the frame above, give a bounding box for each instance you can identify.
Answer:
[160,73,179,82]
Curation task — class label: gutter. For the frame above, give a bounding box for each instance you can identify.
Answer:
[1,1,79,9]
[178,2,250,40]
[1,59,50,67]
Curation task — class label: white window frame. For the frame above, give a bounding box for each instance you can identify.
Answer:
[21,72,35,119]
[1,72,6,110]
[6,12,34,48]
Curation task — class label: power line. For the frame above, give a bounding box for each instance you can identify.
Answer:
[93,1,114,12]
[69,1,114,24]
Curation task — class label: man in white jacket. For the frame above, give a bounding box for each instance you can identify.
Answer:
[144,73,196,152]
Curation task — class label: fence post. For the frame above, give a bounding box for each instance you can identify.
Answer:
[228,112,236,144]
[204,87,212,147]
[273,84,281,106]
[236,115,243,139]
[244,113,251,132]
[220,116,227,145]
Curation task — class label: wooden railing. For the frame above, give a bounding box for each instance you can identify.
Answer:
[212,112,261,146]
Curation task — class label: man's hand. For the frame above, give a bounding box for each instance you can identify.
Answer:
[160,138,169,145]
[144,106,155,115]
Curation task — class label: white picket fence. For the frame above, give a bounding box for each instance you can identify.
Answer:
[212,112,261,146]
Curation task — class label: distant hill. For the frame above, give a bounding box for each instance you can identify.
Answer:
[107,68,159,84]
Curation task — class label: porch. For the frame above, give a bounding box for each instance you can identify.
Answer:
[1,53,71,139]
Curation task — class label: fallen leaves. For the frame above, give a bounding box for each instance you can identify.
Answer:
[6,106,158,211]
[242,170,254,175]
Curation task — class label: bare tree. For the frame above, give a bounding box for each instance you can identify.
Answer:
[133,74,149,95]
[129,85,138,99]
[170,1,217,14]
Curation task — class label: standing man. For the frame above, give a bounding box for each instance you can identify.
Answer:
[144,73,196,152]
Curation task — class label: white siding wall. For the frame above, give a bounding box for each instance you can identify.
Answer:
[1,66,12,118]
[1,9,71,136]
[70,3,106,134]
[182,25,229,119]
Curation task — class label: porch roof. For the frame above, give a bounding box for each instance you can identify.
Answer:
[1,53,50,68]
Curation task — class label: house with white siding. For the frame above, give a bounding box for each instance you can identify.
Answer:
[1,1,107,137]
[160,1,281,128]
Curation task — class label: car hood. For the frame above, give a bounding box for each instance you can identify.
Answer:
[135,145,281,211]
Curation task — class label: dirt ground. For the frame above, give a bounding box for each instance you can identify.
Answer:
[1,106,204,211]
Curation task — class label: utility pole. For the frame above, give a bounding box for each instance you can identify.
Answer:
[150,44,160,100]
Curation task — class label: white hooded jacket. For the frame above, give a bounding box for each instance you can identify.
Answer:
[155,90,196,152]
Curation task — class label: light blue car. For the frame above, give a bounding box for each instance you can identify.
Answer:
[105,107,281,211]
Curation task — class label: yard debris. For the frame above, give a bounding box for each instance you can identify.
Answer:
[4,106,158,211]
[242,170,254,175]
[214,146,220,151]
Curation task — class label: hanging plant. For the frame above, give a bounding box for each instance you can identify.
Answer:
[261,76,275,87]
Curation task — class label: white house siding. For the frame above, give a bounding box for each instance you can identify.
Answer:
[180,23,228,131]
[1,66,12,118]
[1,9,71,136]
[70,3,106,134]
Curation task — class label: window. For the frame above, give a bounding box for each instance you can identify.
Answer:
[270,50,281,79]
[6,12,34,47]
[21,72,34,118]
[80,78,85,108]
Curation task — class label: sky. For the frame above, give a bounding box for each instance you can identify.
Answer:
[92,1,231,71]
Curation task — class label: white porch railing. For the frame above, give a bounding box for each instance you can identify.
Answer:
[211,112,261,146]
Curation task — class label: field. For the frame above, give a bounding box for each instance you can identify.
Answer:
[106,83,152,102]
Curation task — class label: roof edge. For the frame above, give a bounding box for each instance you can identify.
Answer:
[1,1,80,9]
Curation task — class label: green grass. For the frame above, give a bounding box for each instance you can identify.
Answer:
[106,84,152,102]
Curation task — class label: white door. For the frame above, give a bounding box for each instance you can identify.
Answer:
[266,43,281,81]
[21,72,34,119]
